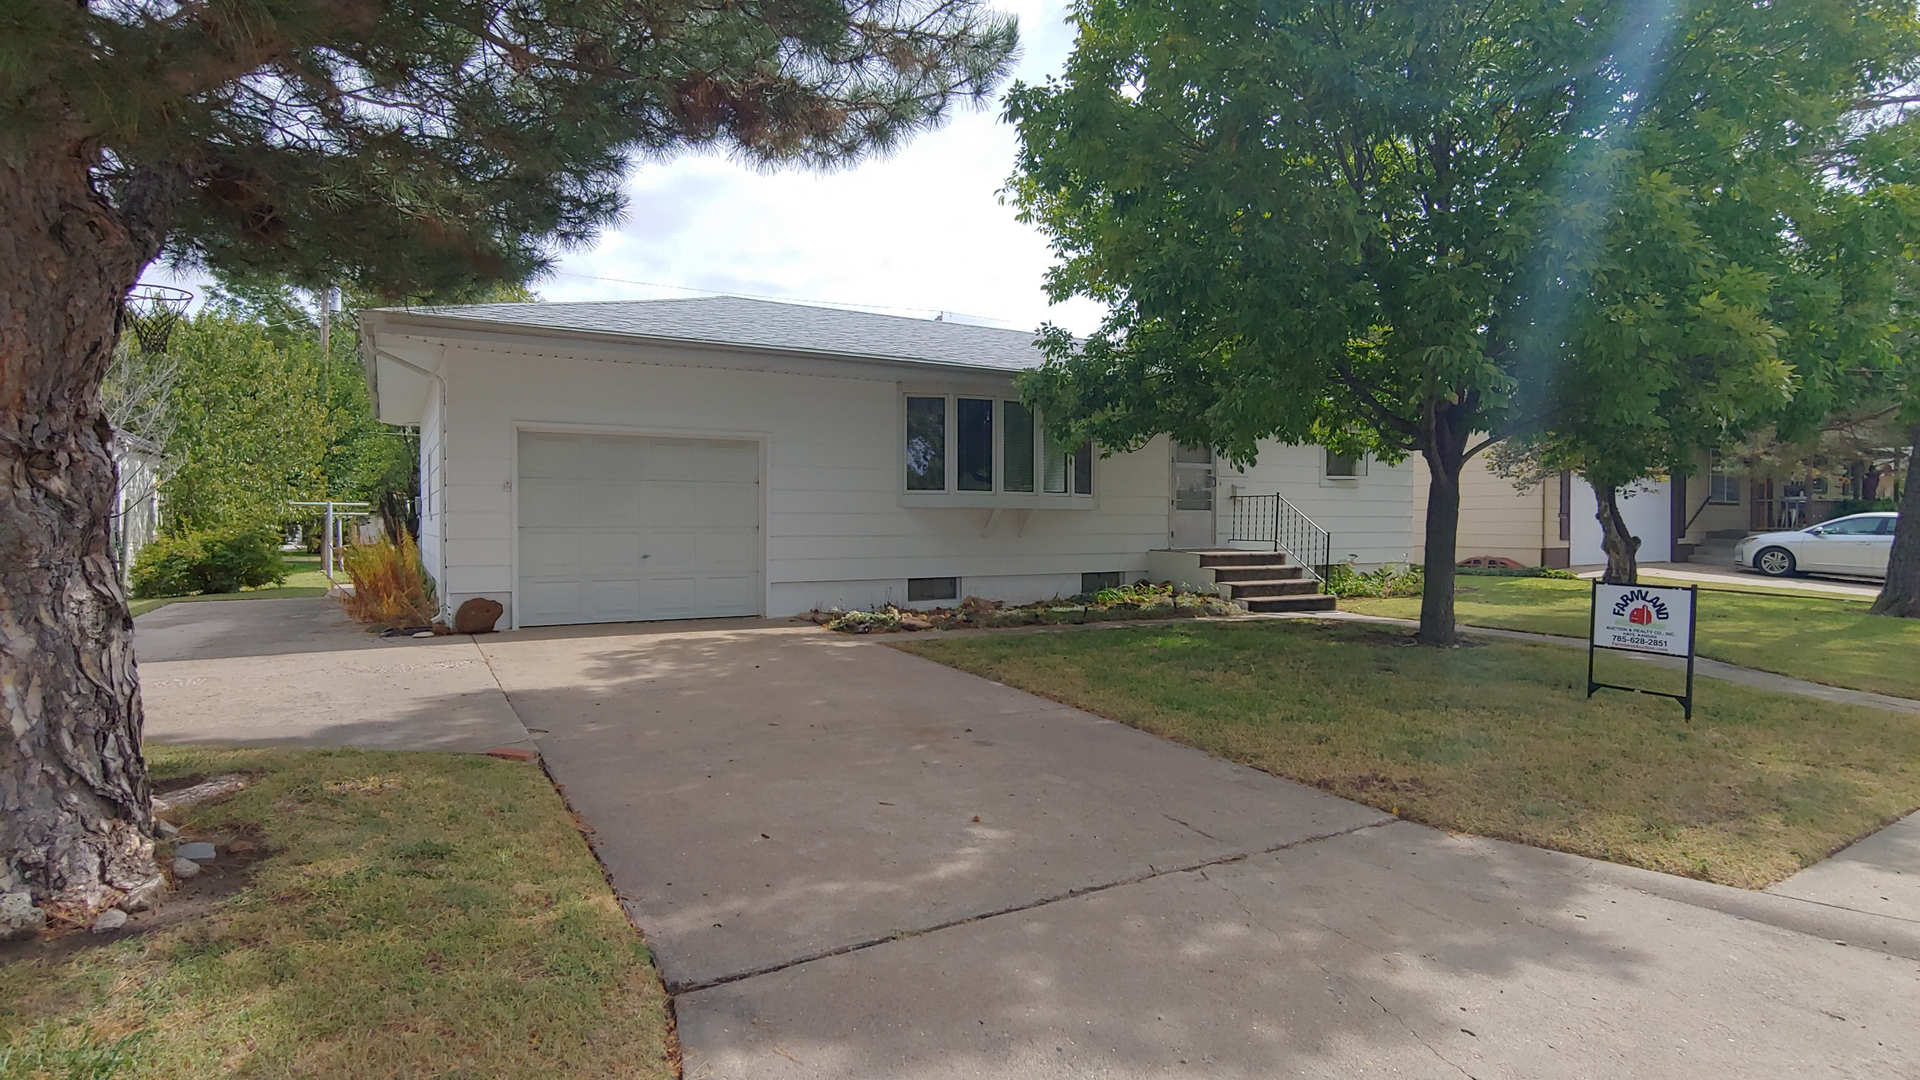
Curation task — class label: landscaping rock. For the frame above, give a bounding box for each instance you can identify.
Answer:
[175,841,217,861]
[119,876,165,912]
[412,630,435,638]
[172,857,202,879]
[152,775,247,813]
[226,839,256,854]
[898,615,934,631]
[0,890,43,940]
[90,909,129,933]
[154,819,180,839]
[453,597,504,634]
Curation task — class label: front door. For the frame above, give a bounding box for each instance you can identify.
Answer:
[1170,443,1216,549]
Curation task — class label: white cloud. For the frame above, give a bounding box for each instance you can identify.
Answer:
[151,1,1104,335]
[542,0,1105,335]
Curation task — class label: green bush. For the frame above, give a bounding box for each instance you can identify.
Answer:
[1831,497,1897,517]
[1457,565,1579,579]
[1325,562,1425,599]
[131,528,290,598]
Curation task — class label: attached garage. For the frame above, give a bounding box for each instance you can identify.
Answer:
[515,430,762,626]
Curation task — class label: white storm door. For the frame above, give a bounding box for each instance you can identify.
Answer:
[1170,443,1217,549]
[516,431,761,627]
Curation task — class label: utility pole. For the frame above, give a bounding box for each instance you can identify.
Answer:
[317,285,332,402]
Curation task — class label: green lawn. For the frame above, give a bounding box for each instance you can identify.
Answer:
[1342,575,1920,700]
[0,747,674,1079]
[897,621,1920,889]
[128,555,332,617]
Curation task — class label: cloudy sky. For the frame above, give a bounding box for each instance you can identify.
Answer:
[538,0,1102,335]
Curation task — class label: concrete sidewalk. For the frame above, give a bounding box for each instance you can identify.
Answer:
[1771,811,1920,924]
[680,820,1919,1080]
[137,597,532,751]
[1583,562,1884,599]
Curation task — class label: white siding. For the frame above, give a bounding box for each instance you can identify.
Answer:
[1220,446,1419,569]
[1570,477,1673,564]
[417,385,446,612]
[410,335,1419,623]
[1410,452,1559,566]
[435,341,1169,624]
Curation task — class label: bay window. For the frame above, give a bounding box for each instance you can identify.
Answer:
[904,396,946,491]
[902,393,1093,500]
[956,398,994,491]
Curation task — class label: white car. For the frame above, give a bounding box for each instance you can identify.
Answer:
[1734,512,1899,579]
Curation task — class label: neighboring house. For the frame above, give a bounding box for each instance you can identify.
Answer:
[1411,452,1682,568]
[110,431,164,586]
[359,297,1417,629]
[1411,446,1875,569]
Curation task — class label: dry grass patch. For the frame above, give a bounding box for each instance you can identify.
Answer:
[341,531,437,628]
[898,620,1920,889]
[0,747,673,1079]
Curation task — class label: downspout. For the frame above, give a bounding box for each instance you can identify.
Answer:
[374,346,452,623]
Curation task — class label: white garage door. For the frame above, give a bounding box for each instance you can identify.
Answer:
[516,431,761,626]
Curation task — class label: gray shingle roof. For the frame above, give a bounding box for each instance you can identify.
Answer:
[392,295,1048,372]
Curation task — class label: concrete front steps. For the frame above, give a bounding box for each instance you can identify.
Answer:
[1189,550,1337,613]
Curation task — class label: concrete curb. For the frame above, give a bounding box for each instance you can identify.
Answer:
[1564,852,1920,960]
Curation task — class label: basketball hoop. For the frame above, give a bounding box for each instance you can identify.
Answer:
[123,284,193,354]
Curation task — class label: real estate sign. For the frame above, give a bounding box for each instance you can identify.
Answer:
[1587,582,1699,718]
[1591,584,1695,657]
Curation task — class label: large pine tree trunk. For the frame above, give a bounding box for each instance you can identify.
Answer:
[1594,482,1641,585]
[1869,427,1920,618]
[0,143,163,931]
[1416,412,1469,647]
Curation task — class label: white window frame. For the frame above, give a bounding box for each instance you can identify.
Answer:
[1322,447,1368,482]
[1707,453,1740,505]
[898,389,1097,509]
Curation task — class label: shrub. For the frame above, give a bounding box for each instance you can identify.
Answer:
[340,530,438,628]
[826,608,901,633]
[131,528,289,598]
[1457,565,1579,580]
[1831,497,1897,517]
[1324,562,1424,599]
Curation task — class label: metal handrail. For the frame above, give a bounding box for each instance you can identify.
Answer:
[1226,493,1332,586]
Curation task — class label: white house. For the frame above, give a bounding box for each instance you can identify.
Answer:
[110,431,164,587]
[359,297,1417,629]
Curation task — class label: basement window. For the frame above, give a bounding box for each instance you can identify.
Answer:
[908,576,959,602]
[1082,571,1124,593]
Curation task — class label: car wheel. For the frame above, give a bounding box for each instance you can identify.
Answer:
[1755,547,1796,577]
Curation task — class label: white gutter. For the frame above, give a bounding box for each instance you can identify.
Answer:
[371,344,451,622]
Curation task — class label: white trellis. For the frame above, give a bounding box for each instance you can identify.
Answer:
[287,501,372,582]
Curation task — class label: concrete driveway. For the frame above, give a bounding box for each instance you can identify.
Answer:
[139,603,1920,1077]
[473,622,1920,1080]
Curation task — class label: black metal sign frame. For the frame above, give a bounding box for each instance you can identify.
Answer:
[1587,582,1698,720]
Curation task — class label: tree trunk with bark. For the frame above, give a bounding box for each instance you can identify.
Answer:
[1869,426,1920,618]
[0,140,169,930]
[1594,482,1641,585]
[1416,408,1471,647]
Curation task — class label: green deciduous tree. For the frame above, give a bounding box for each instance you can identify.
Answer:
[0,0,1016,924]
[1006,0,1920,643]
[159,310,333,532]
